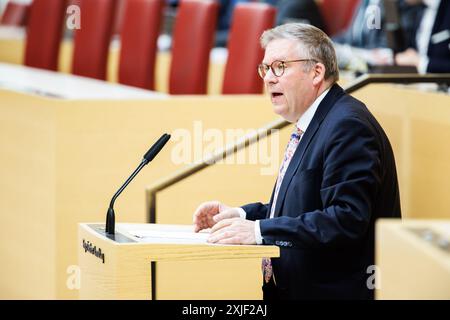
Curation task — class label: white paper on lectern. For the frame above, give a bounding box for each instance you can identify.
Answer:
[122,224,211,244]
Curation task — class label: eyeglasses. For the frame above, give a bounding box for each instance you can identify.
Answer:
[257,59,318,79]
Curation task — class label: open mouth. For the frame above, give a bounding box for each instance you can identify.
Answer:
[271,92,283,98]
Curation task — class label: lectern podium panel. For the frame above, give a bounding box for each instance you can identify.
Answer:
[376,219,450,299]
[78,223,279,299]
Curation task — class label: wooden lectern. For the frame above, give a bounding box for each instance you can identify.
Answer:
[78,223,279,299]
[376,219,450,299]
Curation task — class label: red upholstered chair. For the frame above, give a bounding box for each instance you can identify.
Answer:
[118,0,164,90]
[0,2,29,26]
[319,0,360,36]
[112,0,126,35]
[67,0,82,6]
[169,0,219,95]
[222,3,276,94]
[72,0,117,80]
[24,0,66,71]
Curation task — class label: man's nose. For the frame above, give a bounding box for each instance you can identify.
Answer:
[263,68,278,85]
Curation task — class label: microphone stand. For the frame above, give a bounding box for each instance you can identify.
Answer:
[105,133,171,235]
[105,159,148,235]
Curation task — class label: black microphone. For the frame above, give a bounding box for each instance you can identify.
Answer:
[105,133,171,235]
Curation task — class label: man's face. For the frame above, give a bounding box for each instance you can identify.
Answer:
[262,38,317,123]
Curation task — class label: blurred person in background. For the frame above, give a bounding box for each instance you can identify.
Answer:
[333,0,425,72]
[215,0,326,47]
[395,0,450,73]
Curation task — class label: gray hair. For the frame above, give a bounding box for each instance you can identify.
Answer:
[260,23,339,82]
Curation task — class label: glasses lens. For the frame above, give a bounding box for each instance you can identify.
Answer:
[258,64,268,79]
[273,61,285,77]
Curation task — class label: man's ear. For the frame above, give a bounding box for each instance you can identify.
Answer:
[312,63,326,86]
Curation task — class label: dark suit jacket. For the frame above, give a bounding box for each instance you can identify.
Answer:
[242,84,401,300]
[426,0,450,73]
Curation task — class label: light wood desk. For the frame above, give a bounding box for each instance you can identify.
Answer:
[0,62,166,99]
[78,223,279,299]
[0,26,25,64]
[376,219,449,299]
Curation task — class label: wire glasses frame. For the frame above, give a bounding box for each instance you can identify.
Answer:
[257,59,318,79]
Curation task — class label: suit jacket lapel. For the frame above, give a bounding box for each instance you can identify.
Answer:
[431,0,446,36]
[273,84,345,217]
[266,185,276,218]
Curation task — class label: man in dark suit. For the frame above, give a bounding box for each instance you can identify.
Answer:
[396,0,450,73]
[193,23,401,300]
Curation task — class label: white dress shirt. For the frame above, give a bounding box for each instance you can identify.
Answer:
[236,88,331,244]
[416,0,441,73]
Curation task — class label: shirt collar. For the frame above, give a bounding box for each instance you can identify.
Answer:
[295,87,330,133]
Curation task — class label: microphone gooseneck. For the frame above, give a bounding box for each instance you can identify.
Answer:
[105,133,171,235]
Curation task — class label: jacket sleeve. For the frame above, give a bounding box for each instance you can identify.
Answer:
[427,56,450,73]
[260,116,383,249]
[241,202,270,221]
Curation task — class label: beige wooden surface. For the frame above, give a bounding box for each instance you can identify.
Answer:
[353,85,450,219]
[78,223,279,299]
[0,90,56,299]
[375,219,450,299]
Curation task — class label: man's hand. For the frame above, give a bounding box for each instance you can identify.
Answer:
[207,218,256,245]
[370,48,394,65]
[395,48,420,67]
[193,201,240,232]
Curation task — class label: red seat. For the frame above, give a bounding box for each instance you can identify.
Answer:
[112,0,126,35]
[72,0,117,80]
[319,0,360,36]
[169,0,219,95]
[67,0,82,6]
[0,2,29,26]
[24,0,66,71]
[118,0,164,90]
[222,3,276,94]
